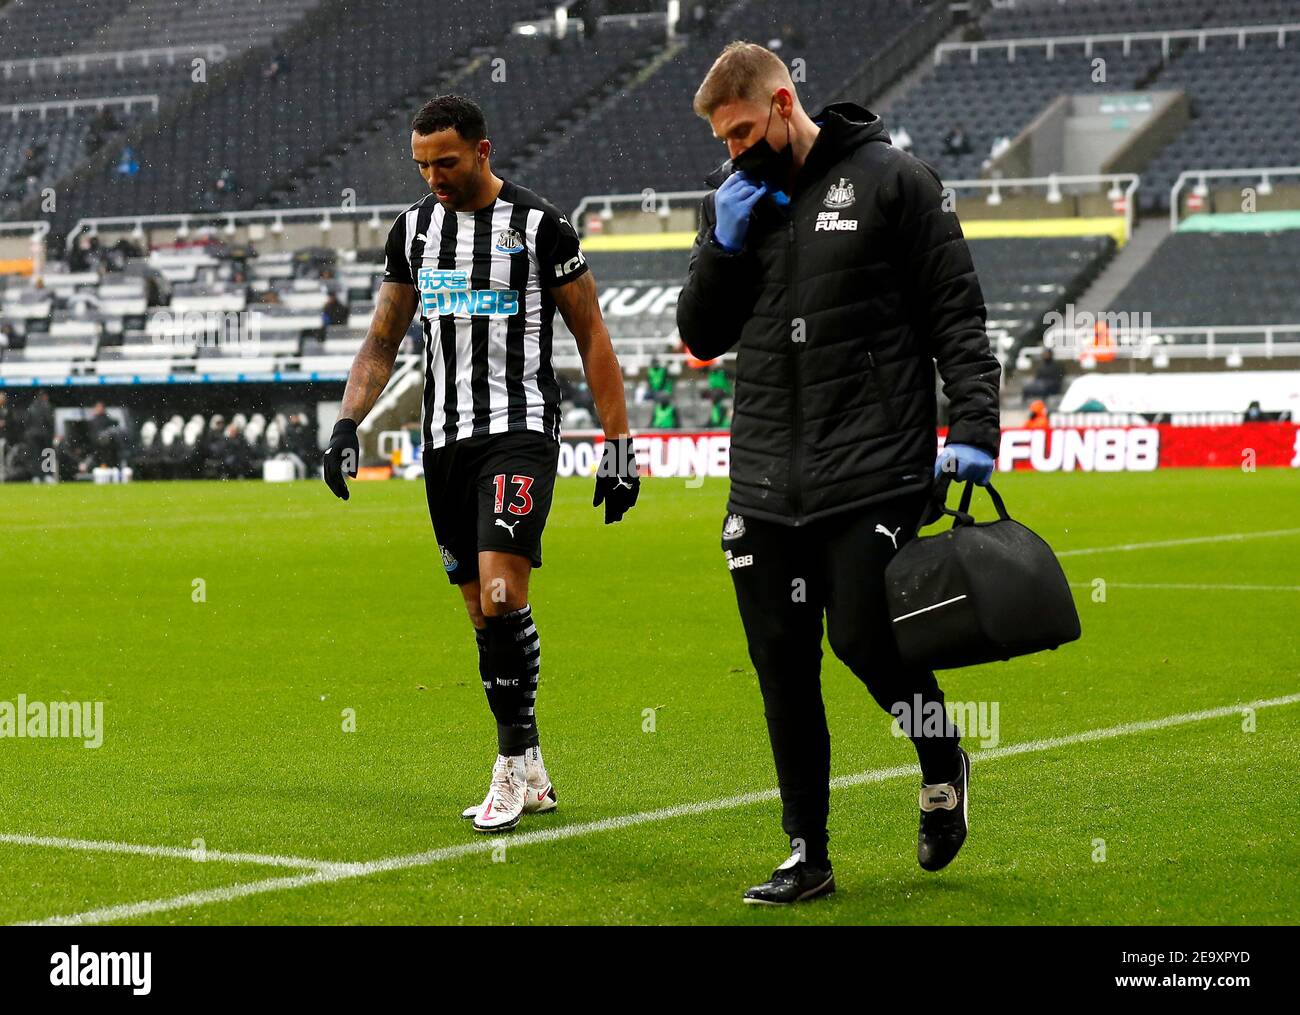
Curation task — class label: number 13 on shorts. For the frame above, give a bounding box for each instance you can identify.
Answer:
[492,473,535,516]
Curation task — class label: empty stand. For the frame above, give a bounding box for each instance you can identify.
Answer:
[1140,34,1300,211]
[1111,226,1300,328]
[287,24,665,208]
[520,0,937,217]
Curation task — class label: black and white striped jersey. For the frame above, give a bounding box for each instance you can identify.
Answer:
[382,179,589,449]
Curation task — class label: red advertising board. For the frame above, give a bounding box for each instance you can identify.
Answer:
[561,424,1300,477]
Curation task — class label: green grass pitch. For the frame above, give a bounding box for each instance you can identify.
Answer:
[1,467,1297,925]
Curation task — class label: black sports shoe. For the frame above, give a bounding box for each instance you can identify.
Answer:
[917,746,970,872]
[742,854,836,905]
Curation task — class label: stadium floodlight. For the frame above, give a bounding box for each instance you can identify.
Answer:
[986,185,1002,206]
[1152,348,1170,369]
[131,221,144,239]
[1225,348,1243,369]
[1046,176,1062,204]
[1258,175,1274,196]
[1107,181,1123,202]
[369,212,381,230]
[319,215,332,233]
[271,216,284,234]
[600,201,614,221]
[658,200,671,219]
[223,218,236,236]
[176,218,189,238]
[1193,177,1209,198]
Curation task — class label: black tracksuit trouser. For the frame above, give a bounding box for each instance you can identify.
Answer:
[722,491,961,863]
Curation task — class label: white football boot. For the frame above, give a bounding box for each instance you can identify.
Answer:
[521,745,558,814]
[462,746,557,822]
[469,754,527,833]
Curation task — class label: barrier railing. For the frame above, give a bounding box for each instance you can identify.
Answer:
[573,174,1138,238]
[936,21,1300,64]
[572,189,708,229]
[1032,323,1300,363]
[1169,166,1300,230]
[0,221,51,240]
[939,173,1140,239]
[0,94,159,122]
[838,0,952,104]
[0,43,228,79]
[65,203,411,251]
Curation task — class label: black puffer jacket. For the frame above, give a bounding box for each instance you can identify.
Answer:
[677,102,1001,526]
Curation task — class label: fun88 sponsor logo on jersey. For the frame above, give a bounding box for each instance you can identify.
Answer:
[417,268,519,317]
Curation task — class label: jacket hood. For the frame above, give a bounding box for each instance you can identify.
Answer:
[705,102,890,189]
[799,102,889,180]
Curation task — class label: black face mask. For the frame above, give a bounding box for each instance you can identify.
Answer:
[731,97,793,192]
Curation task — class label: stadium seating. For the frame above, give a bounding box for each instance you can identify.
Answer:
[0,0,132,60]
[23,0,552,230]
[0,0,326,221]
[0,0,319,59]
[889,44,1160,182]
[888,0,1300,208]
[1139,35,1300,211]
[976,0,1216,39]
[1110,226,1300,328]
[969,235,1115,352]
[517,0,940,217]
[0,109,150,216]
[0,63,202,105]
[286,24,667,208]
[72,0,322,57]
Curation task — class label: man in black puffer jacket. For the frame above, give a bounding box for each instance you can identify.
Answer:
[678,42,1002,905]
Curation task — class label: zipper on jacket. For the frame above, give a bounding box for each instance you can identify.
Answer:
[787,216,803,518]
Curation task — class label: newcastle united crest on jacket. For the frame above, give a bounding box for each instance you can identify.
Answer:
[823,176,855,209]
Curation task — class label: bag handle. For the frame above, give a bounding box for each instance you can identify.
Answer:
[915,477,1010,534]
[956,478,1010,523]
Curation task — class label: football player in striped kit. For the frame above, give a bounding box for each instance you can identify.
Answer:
[323,95,640,832]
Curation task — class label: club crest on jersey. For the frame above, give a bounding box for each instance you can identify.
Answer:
[494,228,524,254]
[440,545,458,572]
[823,177,855,209]
[722,513,746,540]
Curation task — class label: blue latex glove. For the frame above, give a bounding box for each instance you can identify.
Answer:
[935,443,995,485]
[713,172,768,253]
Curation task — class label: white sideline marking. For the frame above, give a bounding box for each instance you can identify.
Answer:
[0,834,337,872]
[1057,527,1300,557]
[18,691,1300,927]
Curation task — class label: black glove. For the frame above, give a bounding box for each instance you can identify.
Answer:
[322,418,359,501]
[593,435,640,524]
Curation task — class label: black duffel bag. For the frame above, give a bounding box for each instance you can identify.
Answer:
[886,480,1081,669]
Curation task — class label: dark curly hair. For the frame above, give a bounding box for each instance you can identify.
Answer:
[411,94,487,141]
